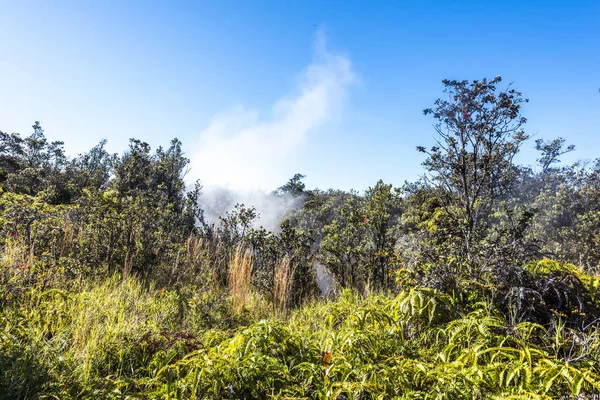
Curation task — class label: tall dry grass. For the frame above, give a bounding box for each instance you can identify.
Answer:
[228,246,253,313]
[162,235,215,286]
[274,257,295,317]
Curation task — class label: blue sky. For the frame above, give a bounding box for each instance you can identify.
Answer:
[1,0,599,191]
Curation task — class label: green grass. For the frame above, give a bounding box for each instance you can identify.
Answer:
[2,275,600,399]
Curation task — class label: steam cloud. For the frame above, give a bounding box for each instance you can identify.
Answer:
[188,33,355,230]
[199,187,302,231]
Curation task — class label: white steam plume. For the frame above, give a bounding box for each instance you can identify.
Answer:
[199,187,302,232]
[189,33,355,192]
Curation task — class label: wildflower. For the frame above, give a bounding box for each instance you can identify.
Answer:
[464,112,470,117]
[322,351,331,365]
[11,233,17,237]
[363,217,368,223]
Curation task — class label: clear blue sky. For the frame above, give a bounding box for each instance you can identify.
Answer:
[1,0,598,191]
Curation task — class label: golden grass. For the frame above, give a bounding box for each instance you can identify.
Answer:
[228,246,253,314]
[274,257,295,317]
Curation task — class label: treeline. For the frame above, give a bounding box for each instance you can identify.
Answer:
[2,77,600,319]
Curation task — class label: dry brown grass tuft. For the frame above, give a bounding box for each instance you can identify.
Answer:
[228,246,253,313]
[274,257,295,317]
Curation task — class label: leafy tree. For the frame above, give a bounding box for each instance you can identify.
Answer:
[286,188,352,241]
[274,173,306,197]
[319,195,367,289]
[363,180,403,288]
[248,218,316,306]
[0,131,25,182]
[66,139,117,197]
[419,76,529,258]
[535,137,575,173]
[22,122,66,170]
[319,180,402,290]
[184,180,207,231]
[528,159,600,269]
[399,181,459,265]
[217,203,259,247]
[1,122,69,202]
[275,218,316,304]
[113,139,154,196]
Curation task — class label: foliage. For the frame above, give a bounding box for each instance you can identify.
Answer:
[248,218,317,308]
[3,74,600,398]
[274,173,307,198]
[319,180,402,291]
[2,276,600,399]
[418,76,529,258]
[535,137,575,173]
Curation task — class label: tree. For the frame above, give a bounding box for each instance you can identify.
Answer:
[363,180,403,288]
[535,137,575,173]
[319,180,402,290]
[418,76,529,258]
[218,203,258,247]
[0,130,25,182]
[319,195,367,289]
[274,173,306,197]
[247,218,316,306]
[527,159,600,269]
[1,122,69,202]
[22,122,66,169]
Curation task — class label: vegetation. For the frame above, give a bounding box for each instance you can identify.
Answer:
[2,77,600,399]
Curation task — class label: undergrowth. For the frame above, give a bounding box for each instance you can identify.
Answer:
[2,274,600,399]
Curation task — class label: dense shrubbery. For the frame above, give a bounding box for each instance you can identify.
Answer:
[2,77,600,398]
[3,281,600,398]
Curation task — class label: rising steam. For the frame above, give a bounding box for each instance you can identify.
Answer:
[188,32,355,192]
[198,187,302,232]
